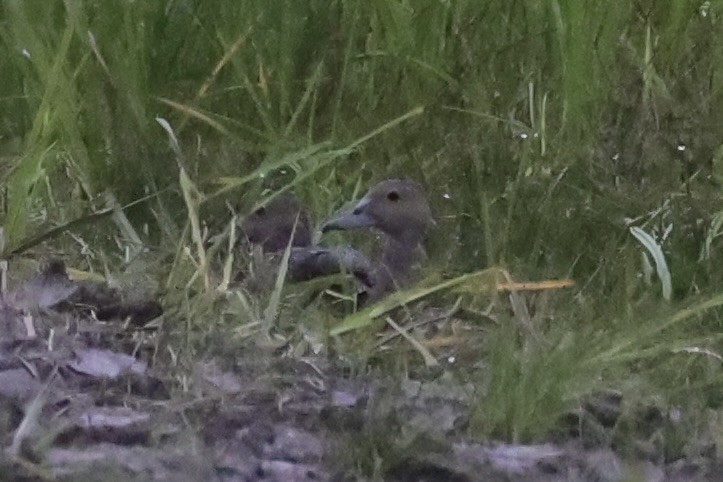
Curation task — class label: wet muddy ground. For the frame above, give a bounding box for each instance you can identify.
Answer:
[0,261,721,481]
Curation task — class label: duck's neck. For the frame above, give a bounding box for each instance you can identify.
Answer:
[380,231,424,287]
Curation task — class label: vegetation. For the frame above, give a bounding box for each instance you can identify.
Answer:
[1,0,723,472]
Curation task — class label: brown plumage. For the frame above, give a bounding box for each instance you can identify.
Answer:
[240,193,373,285]
[241,180,433,302]
[241,194,313,253]
[287,245,374,286]
[322,178,434,301]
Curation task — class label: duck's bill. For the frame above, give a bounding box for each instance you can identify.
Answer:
[322,197,375,232]
[321,210,376,232]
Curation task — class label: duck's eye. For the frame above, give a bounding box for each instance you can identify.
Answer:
[254,206,266,217]
[387,191,400,202]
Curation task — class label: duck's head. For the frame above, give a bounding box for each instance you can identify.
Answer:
[241,193,312,252]
[322,179,434,243]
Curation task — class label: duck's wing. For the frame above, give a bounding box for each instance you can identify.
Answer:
[288,246,375,287]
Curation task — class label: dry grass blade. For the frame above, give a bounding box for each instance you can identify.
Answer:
[156,97,232,136]
[374,299,461,350]
[8,382,46,457]
[157,117,210,291]
[385,316,438,367]
[6,189,163,257]
[179,157,209,290]
[262,215,299,334]
[496,279,575,291]
[331,268,499,336]
[332,269,573,336]
[176,29,252,134]
[217,215,238,292]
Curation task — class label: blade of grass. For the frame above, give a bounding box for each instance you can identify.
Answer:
[385,316,439,367]
[157,117,209,291]
[630,226,672,301]
[331,268,499,336]
[584,292,723,367]
[262,215,299,334]
[209,105,425,202]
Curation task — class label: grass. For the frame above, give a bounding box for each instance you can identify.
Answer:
[1,0,723,468]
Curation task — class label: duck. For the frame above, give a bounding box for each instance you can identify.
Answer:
[322,178,434,302]
[240,193,313,253]
[239,193,373,286]
[240,179,433,302]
